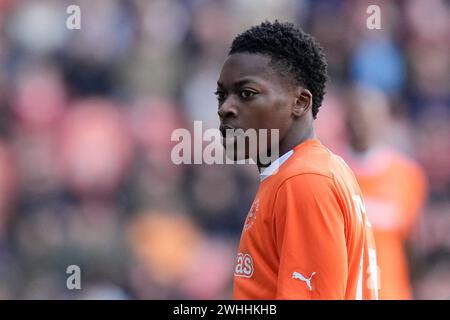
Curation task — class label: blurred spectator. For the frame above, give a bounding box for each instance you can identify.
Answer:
[0,140,16,235]
[127,209,234,299]
[59,98,133,198]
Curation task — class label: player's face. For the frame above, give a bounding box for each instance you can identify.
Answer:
[345,100,371,152]
[216,53,294,161]
[345,88,388,152]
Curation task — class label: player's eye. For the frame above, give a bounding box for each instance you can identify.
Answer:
[240,89,257,99]
[214,90,226,102]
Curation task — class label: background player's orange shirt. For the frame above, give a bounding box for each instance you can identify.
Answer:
[233,139,379,299]
[346,147,427,299]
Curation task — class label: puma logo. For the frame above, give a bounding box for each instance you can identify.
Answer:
[292,271,316,291]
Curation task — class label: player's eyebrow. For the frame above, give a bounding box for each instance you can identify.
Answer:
[217,77,262,89]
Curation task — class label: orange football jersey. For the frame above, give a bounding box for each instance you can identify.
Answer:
[233,139,379,299]
[346,147,427,299]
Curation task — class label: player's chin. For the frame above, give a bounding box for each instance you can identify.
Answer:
[222,137,255,162]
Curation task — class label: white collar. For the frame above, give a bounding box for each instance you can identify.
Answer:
[259,150,294,182]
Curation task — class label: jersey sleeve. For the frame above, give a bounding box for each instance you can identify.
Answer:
[273,173,348,299]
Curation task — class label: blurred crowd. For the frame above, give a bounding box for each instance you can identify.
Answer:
[0,0,449,299]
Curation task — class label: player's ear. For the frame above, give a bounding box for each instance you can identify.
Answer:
[292,88,313,117]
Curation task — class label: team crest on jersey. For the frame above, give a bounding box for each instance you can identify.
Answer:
[244,198,259,231]
[234,253,254,278]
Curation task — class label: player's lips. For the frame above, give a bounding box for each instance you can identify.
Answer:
[219,124,237,137]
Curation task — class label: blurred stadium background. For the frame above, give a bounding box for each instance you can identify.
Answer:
[0,0,449,299]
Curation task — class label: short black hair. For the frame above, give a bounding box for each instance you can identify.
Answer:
[229,21,328,119]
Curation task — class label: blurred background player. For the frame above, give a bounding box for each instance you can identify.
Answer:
[342,85,427,299]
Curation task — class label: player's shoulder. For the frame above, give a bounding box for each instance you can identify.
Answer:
[391,149,424,172]
[267,140,353,190]
[387,148,427,186]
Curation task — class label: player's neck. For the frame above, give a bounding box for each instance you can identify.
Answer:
[257,124,316,172]
[280,124,317,156]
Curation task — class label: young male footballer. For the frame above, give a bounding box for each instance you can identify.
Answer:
[215,21,379,299]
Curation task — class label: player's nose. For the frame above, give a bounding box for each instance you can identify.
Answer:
[218,97,238,120]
